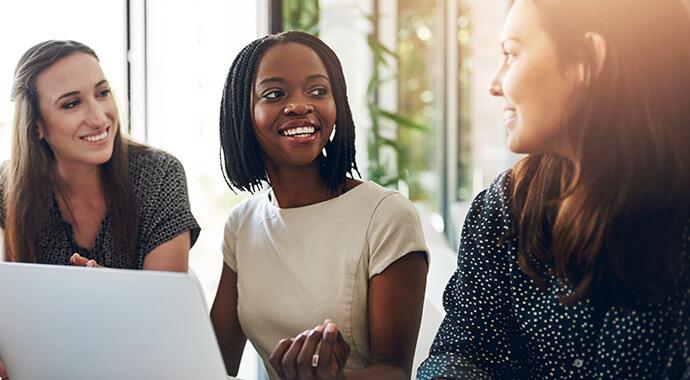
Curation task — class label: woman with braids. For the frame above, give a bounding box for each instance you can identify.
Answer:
[211,31,429,380]
[418,0,690,379]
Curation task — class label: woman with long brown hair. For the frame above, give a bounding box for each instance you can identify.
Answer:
[418,0,689,378]
[0,40,200,380]
[0,40,200,270]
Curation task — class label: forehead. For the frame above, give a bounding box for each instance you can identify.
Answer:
[501,0,542,42]
[255,42,329,82]
[35,53,105,99]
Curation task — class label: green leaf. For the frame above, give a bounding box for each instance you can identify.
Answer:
[378,109,428,131]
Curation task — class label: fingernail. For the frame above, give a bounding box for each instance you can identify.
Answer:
[315,324,325,333]
[325,323,336,333]
[87,260,96,267]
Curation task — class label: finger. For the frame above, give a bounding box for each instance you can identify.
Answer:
[269,338,293,379]
[334,330,351,369]
[70,253,89,266]
[316,322,337,377]
[296,328,323,380]
[282,332,308,380]
[86,260,102,268]
[0,359,8,379]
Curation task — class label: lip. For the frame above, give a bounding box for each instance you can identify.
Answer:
[79,126,111,145]
[278,119,322,145]
[502,106,517,129]
[278,118,321,133]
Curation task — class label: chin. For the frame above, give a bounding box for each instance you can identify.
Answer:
[506,135,525,154]
[89,151,116,166]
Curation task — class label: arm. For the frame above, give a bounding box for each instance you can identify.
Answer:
[269,251,428,380]
[142,231,190,272]
[70,231,191,272]
[344,250,427,379]
[417,173,522,380]
[210,262,247,376]
[0,228,5,262]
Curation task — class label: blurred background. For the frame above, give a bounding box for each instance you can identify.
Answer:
[0,1,518,378]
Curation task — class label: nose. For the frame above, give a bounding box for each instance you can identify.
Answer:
[283,100,314,115]
[489,75,503,97]
[85,100,109,128]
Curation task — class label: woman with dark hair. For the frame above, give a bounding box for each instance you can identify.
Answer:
[0,40,199,270]
[418,0,690,379]
[211,31,429,380]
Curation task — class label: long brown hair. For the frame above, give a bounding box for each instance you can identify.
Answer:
[512,0,690,307]
[4,40,139,265]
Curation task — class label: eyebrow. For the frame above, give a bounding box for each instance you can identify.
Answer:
[54,79,109,105]
[256,74,330,86]
[500,37,523,48]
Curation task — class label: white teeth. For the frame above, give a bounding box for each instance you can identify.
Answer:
[82,130,108,142]
[504,110,517,120]
[282,126,316,136]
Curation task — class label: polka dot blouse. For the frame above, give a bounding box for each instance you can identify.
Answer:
[417,171,689,380]
[0,148,200,269]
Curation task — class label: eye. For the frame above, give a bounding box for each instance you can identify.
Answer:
[97,88,111,98]
[62,99,81,109]
[308,87,328,97]
[502,50,517,63]
[262,89,285,100]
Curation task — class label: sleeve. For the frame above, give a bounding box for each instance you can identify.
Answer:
[141,153,201,256]
[221,211,238,272]
[367,192,429,278]
[417,172,524,380]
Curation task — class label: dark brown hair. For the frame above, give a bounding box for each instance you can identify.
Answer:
[4,40,139,264]
[511,0,690,307]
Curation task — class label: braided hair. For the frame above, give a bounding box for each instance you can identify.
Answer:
[219,31,359,194]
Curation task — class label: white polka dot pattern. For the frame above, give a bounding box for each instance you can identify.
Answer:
[417,171,689,380]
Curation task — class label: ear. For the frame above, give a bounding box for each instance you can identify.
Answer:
[584,32,607,79]
[35,119,45,140]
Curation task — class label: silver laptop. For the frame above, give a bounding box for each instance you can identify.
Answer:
[0,262,229,380]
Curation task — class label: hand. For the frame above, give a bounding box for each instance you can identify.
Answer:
[0,359,9,379]
[269,320,350,380]
[69,253,103,268]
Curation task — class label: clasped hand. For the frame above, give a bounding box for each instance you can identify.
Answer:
[269,319,351,380]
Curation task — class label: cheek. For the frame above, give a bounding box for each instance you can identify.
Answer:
[322,100,337,130]
[252,104,273,133]
[41,117,73,140]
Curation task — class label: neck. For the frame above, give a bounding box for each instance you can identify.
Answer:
[264,161,335,208]
[55,160,104,198]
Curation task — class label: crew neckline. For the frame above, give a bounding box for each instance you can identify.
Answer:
[266,180,374,211]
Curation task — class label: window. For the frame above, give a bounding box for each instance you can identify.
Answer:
[0,1,127,163]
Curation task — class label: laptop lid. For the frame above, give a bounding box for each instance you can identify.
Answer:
[0,262,228,380]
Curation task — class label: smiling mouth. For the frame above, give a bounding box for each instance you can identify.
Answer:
[280,125,318,138]
[80,127,109,142]
[504,109,517,122]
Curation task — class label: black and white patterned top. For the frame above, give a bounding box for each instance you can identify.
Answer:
[418,171,689,380]
[0,148,200,269]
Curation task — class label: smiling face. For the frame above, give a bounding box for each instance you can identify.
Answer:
[489,0,579,155]
[252,42,336,172]
[35,52,118,169]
